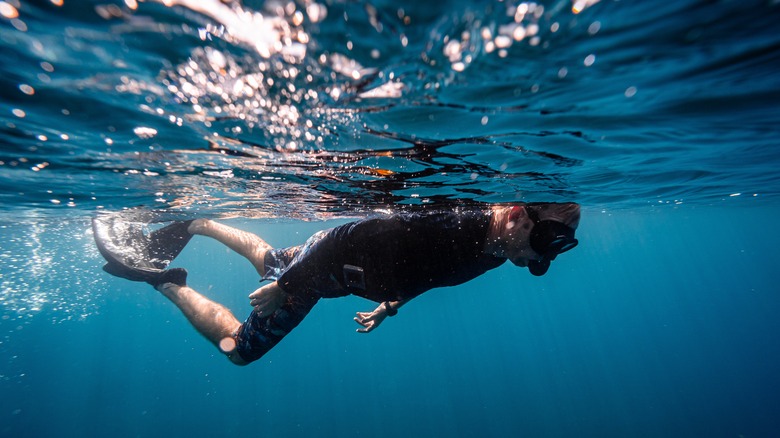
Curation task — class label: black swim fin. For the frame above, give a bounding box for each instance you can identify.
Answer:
[92,216,192,286]
[147,220,194,268]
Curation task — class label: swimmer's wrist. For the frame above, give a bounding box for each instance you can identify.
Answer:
[384,301,397,317]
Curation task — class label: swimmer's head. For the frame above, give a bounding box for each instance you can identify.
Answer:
[503,203,580,275]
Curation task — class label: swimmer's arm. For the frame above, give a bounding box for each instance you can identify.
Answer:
[354,298,410,333]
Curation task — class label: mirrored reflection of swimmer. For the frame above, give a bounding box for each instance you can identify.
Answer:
[93,203,580,366]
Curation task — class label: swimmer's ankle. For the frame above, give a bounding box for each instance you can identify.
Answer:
[156,282,176,293]
[149,267,188,289]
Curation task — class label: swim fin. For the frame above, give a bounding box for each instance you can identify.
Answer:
[147,220,194,268]
[92,216,193,286]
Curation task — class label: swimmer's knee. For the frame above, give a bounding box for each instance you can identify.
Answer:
[219,333,249,366]
[252,248,269,277]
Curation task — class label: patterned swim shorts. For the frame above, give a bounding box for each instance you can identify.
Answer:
[233,230,329,363]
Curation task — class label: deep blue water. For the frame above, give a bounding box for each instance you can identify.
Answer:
[2,0,780,437]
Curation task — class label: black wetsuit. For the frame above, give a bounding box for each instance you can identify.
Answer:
[235,208,506,363]
[278,208,505,302]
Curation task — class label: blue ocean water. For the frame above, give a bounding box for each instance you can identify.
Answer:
[1,0,780,437]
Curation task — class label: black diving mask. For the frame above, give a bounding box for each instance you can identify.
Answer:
[525,207,578,276]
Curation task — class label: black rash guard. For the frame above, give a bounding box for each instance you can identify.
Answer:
[276,208,506,303]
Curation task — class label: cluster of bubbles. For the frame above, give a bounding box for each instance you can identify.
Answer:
[437,0,602,73]
[0,220,104,324]
[157,0,379,152]
[2,0,374,156]
[163,44,331,152]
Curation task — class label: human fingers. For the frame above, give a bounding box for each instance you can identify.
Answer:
[249,294,266,307]
[251,293,276,312]
[249,287,276,307]
[355,321,375,333]
[254,300,276,315]
[248,287,265,300]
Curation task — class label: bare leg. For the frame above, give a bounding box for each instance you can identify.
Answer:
[156,282,248,365]
[155,219,285,365]
[186,219,272,275]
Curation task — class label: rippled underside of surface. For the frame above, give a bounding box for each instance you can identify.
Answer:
[1,0,779,219]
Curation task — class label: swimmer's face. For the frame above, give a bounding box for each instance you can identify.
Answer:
[502,207,541,267]
[504,203,581,272]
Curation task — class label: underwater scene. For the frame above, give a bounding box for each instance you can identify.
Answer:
[1,0,780,436]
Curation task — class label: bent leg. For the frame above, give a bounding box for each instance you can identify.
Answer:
[156,283,247,365]
[187,219,271,276]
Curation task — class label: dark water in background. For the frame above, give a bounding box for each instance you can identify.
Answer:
[2,0,780,436]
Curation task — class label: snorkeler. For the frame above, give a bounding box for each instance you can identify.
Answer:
[93,203,580,365]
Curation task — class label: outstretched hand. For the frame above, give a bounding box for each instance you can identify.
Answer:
[354,303,388,333]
